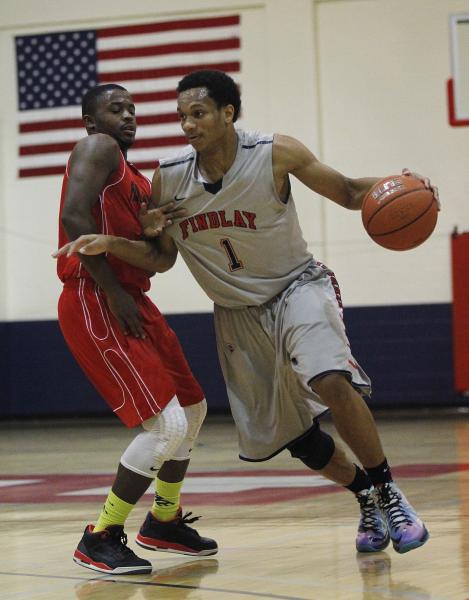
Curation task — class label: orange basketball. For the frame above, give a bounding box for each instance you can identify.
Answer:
[362,174,438,251]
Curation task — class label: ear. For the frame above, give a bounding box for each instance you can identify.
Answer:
[83,114,96,134]
[223,104,235,124]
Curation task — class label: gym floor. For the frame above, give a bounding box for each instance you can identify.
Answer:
[1,410,468,600]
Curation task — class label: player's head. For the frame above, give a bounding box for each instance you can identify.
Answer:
[81,84,136,150]
[177,70,241,121]
[176,70,240,151]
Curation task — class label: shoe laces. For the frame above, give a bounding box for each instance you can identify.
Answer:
[99,527,133,556]
[179,511,202,533]
[378,485,413,528]
[357,491,382,530]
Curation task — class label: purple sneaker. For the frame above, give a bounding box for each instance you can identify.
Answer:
[376,482,429,554]
[355,488,390,552]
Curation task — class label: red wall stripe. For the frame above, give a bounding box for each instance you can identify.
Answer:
[447,78,469,127]
[452,232,469,392]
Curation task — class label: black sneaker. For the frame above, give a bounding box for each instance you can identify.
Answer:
[73,524,152,574]
[136,510,218,556]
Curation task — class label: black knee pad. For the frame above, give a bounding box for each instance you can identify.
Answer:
[288,423,335,470]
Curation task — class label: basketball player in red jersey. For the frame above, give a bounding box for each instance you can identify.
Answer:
[56,84,217,575]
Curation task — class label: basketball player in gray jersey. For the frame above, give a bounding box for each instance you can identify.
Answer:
[58,70,438,555]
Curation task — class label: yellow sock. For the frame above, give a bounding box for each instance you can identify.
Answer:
[151,479,183,522]
[94,490,134,532]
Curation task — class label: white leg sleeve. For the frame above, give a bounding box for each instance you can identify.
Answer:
[120,397,188,478]
[171,399,207,461]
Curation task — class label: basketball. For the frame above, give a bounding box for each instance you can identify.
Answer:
[362,174,438,251]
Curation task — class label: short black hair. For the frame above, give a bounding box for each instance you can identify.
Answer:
[81,84,127,117]
[177,70,241,122]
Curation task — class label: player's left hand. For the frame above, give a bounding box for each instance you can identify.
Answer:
[139,202,187,237]
[402,168,440,210]
[52,234,110,258]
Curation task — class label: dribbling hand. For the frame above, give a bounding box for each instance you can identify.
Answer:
[402,168,440,210]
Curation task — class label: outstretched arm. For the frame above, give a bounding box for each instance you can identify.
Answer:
[55,166,181,273]
[272,134,379,210]
[54,232,178,273]
[272,134,439,210]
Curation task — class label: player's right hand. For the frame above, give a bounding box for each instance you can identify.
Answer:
[52,234,111,258]
[106,288,146,339]
[139,202,187,237]
[402,168,440,210]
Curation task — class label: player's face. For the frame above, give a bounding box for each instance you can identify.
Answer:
[89,89,137,150]
[177,87,233,152]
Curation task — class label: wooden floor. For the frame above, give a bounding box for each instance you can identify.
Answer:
[2,410,469,600]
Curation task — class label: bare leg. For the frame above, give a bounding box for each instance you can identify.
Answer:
[316,444,356,486]
[111,460,190,506]
[310,373,385,469]
[158,459,190,483]
[112,463,152,504]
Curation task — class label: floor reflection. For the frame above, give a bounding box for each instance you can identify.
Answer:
[356,552,431,600]
[75,558,219,600]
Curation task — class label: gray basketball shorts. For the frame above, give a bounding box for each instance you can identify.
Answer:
[213,261,371,461]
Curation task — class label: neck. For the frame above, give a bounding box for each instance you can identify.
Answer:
[197,128,238,182]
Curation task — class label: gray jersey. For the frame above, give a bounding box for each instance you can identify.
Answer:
[159,129,313,308]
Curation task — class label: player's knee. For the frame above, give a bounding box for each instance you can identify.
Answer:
[121,397,189,477]
[142,396,188,446]
[171,399,207,460]
[288,423,335,470]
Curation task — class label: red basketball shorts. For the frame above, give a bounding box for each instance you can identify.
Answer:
[58,279,204,427]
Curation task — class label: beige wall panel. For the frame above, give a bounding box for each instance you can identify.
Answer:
[316,0,469,305]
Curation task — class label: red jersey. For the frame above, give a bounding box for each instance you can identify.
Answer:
[57,151,152,291]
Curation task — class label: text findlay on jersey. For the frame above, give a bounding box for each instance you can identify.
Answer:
[179,209,257,240]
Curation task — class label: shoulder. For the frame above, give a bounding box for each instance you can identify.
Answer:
[159,146,194,170]
[272,133,301,155]
[73,133,120,156]
[71,134,121,169]
[272,133,316,173]
[238,129,273,149]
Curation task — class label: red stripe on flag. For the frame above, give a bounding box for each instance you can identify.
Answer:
[20,119,83,133]
[19,112,179,134]
[137,113,180,125]
[133,135,187,149]
[97,15,240,38]
[20,141,74,155]
[18,157,174,178]
[99,61,240,83]
[98,37,240,61]
[132,90,177,103]
[19,165,66,177]
[20,134,187,155]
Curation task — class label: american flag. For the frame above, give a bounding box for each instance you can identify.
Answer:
[15,14,241,178]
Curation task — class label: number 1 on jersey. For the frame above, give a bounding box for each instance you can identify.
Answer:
[220,238,244,271]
